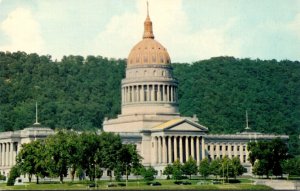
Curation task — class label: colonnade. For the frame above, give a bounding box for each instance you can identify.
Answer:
[152,136,205,164]
[0,142,18,167]
[206,142,248,164]
[122,84,178,104]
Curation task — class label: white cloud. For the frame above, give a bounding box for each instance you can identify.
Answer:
[0,7,44,54]
[91,0,240,62]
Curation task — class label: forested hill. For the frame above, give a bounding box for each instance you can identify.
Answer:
[0,52,299,137]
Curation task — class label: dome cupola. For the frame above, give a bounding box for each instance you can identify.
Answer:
[127,3,171,67]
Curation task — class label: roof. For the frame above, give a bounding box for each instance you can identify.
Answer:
[151,118,208,132]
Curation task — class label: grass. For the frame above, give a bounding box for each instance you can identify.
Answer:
[0,179,273,190]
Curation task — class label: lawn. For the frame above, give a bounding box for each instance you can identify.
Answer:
[0,179,272,190]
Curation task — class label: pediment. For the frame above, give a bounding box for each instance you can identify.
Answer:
[151,118,208,132]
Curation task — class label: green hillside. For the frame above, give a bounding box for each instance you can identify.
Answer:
[0,52,299,150]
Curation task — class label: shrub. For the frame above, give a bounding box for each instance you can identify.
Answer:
[147,181,161,186]
[182,181,191,185]
[118,183,126,187]
[174,180,183,185]
[6,166,20,186]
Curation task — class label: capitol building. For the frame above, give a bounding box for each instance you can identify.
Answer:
[0,6,288,177]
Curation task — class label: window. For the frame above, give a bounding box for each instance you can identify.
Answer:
[225,146,228,151]
[219,146,222,150]
[208,145,210,151]
[231,146,234,151]
[214,155,217,159]
[243,155,246,163]
[243,146,246,151]
[232,155,234,158]
[237,146,240,151]
[213,145,216,151]
[220,155,223,159]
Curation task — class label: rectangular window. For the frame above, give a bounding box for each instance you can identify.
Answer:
[225,146,228,151]
[237,146,240,151]
[220,146,222,150]
[243,155,246,163]
[231,146,234,151]
[243,146,246,151]
[214,146,216,151]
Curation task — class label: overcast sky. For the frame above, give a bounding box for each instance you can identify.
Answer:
[0,0,299,63]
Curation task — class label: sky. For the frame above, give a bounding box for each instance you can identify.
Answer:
[0,0,299,63]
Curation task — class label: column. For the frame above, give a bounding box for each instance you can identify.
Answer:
[6,143,9,166]
[151,84,155,102]
[196,137,200,163]
[240,144,243,163]
[170,86,173,102]
[191,137,195,159]
[166,85,170,102]
[174,137,178,161]
[158,85,161,101]
[185,136,189,162]
[228,144,232,159]
[175,87,178,102]
[158,137,161,163]
[133,86,136,102]
[216,143,220,158]
[127,87,129,102]
[2,143,5,166]
[147,85,151,101]
[142,85,145,102]
[201,137,205,160]
[233,143,237,158]
[222,143,226,158]
[153,137,158,164]
[179,137,183,163]
[168,137,172,163]
[10,142,14,166]
[162,137,167,163]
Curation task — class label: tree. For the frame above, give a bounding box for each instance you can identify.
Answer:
[248,138,289,178]
[172,159,183,180]
[163,164,173,179]
[199,158,210,179]
[45,131,70,183]
[6,165,20,186]
[209,159,221,179]
[65,131,81,181]
[182,156,198,179]
[16,140,48,183]
[231,157,245,179]
[98,132,122,181]
[282,156,300,177]
[115,144,142,182]
[78,132,102,181]
[140,166,157,182]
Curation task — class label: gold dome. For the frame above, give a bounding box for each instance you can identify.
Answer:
[127,4,171,66]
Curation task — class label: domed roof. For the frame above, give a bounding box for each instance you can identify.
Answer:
[127,5,171,67]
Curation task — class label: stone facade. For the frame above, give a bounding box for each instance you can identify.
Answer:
[0,124,54,176]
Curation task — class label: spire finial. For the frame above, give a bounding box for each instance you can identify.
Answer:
[147,1,149,17]
[143,1,154,39]
[33,102,40,126]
